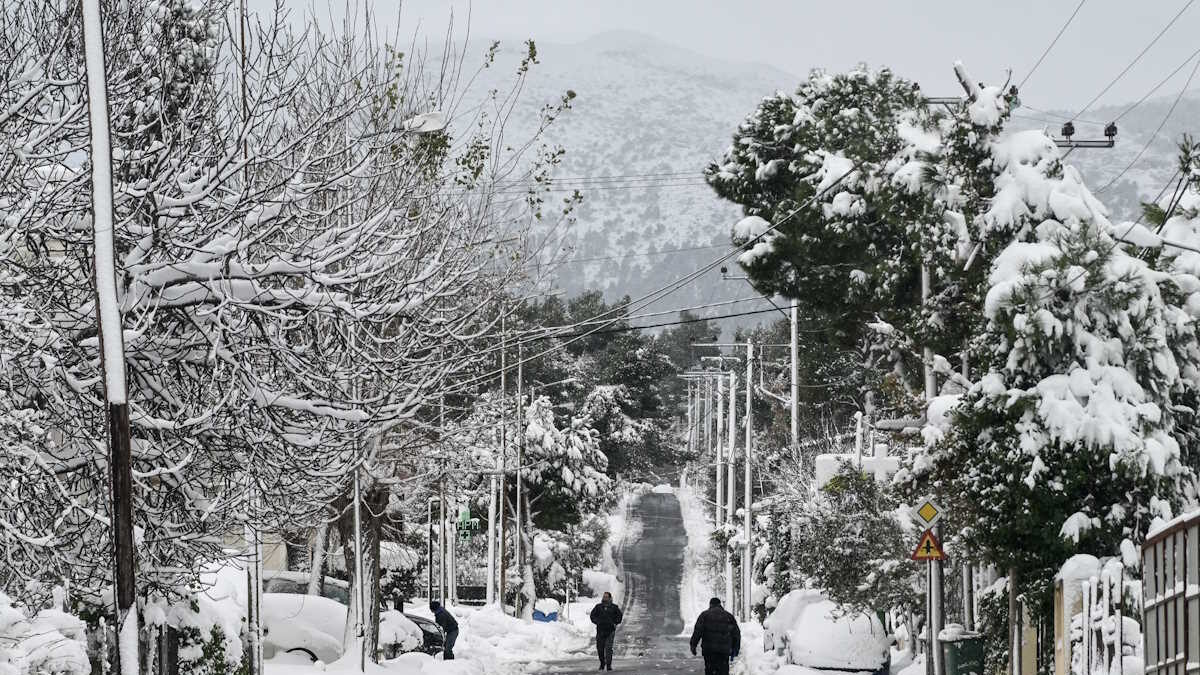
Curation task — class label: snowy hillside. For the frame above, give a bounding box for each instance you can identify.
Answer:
[473,31,1195,325]
[465,31,797,324]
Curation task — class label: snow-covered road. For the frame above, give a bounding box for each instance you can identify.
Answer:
[549,491,697,674]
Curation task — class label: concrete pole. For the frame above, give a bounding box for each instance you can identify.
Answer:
[704,379,713,478]
[790,303,800,455]
[439,396,447,606]
[743,341,754,622]
[961,347,975,631]
[686,380,694,456]
[515,345,525,619]
[426,500,434,600]
[486,457,497,605]
[498,316,507,611]
[922,264,945,675]
[715,376,724,527]
[352,467,366,669]
[725,371,737,611]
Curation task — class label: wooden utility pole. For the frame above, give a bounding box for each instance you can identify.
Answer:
[81,4,138,674]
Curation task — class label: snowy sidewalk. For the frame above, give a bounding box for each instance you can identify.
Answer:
[265,605,591,675]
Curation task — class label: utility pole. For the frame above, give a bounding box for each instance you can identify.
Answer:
[352,465,365,670]
[742,340,754,622]
[82,5,137,674]
[961,348,975,632]
[726,371,737,611]
[426,498,436,600]
[498,315,507,611]
[486,426,498,606]
[921,264,945,675]
[789,302,799,454]
[515,344,526,620]
[704,379,713,472]
[715,376,724,528]
[685,380,694,456]
[439,394,447,606]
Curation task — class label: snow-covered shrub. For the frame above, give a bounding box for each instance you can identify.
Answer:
[0,593,89,675]
[788,463,919,615]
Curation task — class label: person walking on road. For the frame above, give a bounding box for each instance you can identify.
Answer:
[690,598,740,675]
[429,601,459,660]
[589,591,623,671]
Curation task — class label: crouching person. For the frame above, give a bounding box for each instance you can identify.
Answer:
[430,601,459,660]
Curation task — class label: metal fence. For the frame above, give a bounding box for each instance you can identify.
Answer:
[1142,512,1199,675]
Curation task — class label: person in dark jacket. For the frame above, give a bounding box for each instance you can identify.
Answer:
[589,591,623,670]
[690,598,741,675]
[429,601,459,660]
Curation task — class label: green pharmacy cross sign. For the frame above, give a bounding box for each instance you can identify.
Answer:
[457,505,480,540]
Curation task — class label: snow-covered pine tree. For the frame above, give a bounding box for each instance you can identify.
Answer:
[904,85,1200,619]
[705,65,947,357]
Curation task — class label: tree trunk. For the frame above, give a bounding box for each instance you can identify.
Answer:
[520,495,536,620]
[308,523,329,595]
[337,484,388,662]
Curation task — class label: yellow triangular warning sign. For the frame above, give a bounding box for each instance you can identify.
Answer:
[910,529,947,561]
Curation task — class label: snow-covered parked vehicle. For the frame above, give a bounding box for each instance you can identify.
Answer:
[260,593,428,662]
[763,590,891,675]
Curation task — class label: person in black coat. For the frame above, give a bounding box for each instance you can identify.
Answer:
[429,601,459,660]
[690,598,741,675]
[589,591,623,670]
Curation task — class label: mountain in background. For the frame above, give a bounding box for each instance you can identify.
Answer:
[473,31,1195,333]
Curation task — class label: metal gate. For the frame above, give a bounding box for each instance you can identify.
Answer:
[1142,511,1199,675]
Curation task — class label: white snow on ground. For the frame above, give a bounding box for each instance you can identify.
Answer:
[676,474,716,633]
[265,604,589,675]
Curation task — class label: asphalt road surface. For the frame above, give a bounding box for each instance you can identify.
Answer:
[548,491,699,675]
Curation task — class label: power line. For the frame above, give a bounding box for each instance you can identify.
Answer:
[482,181,709,195]
[541,305,783,339]
[439,163,863,398]
[1072,0,1195,121]
[1112,44,1200,123]
[1017,104,1107,126]
[496,170,700,186]
[1018,0,1089,89]
[1095,53,1200,193]
[554,243,728,265]
[1064,169,1182,294]
[514,295,770,336]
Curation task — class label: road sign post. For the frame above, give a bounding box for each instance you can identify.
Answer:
[911,498,948,675]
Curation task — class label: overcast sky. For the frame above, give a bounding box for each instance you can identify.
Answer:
[250,0,1200,112]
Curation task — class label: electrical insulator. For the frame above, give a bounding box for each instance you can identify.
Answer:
[1105,123,1117,139]
[1061,121,1075,139]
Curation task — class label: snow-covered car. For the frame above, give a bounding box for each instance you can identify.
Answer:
[260,571,443,655]
[763,590,891,675]
[260,593,427,663]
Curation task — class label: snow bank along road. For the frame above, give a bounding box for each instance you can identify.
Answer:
[550,491,695,674]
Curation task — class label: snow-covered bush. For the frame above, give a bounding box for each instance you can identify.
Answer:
[787,463,920,616]
[0,593,89,675]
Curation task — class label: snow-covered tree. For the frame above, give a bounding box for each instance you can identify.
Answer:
[902,83,1200,619]
[0,9,568,660]
[705,65,946,356]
